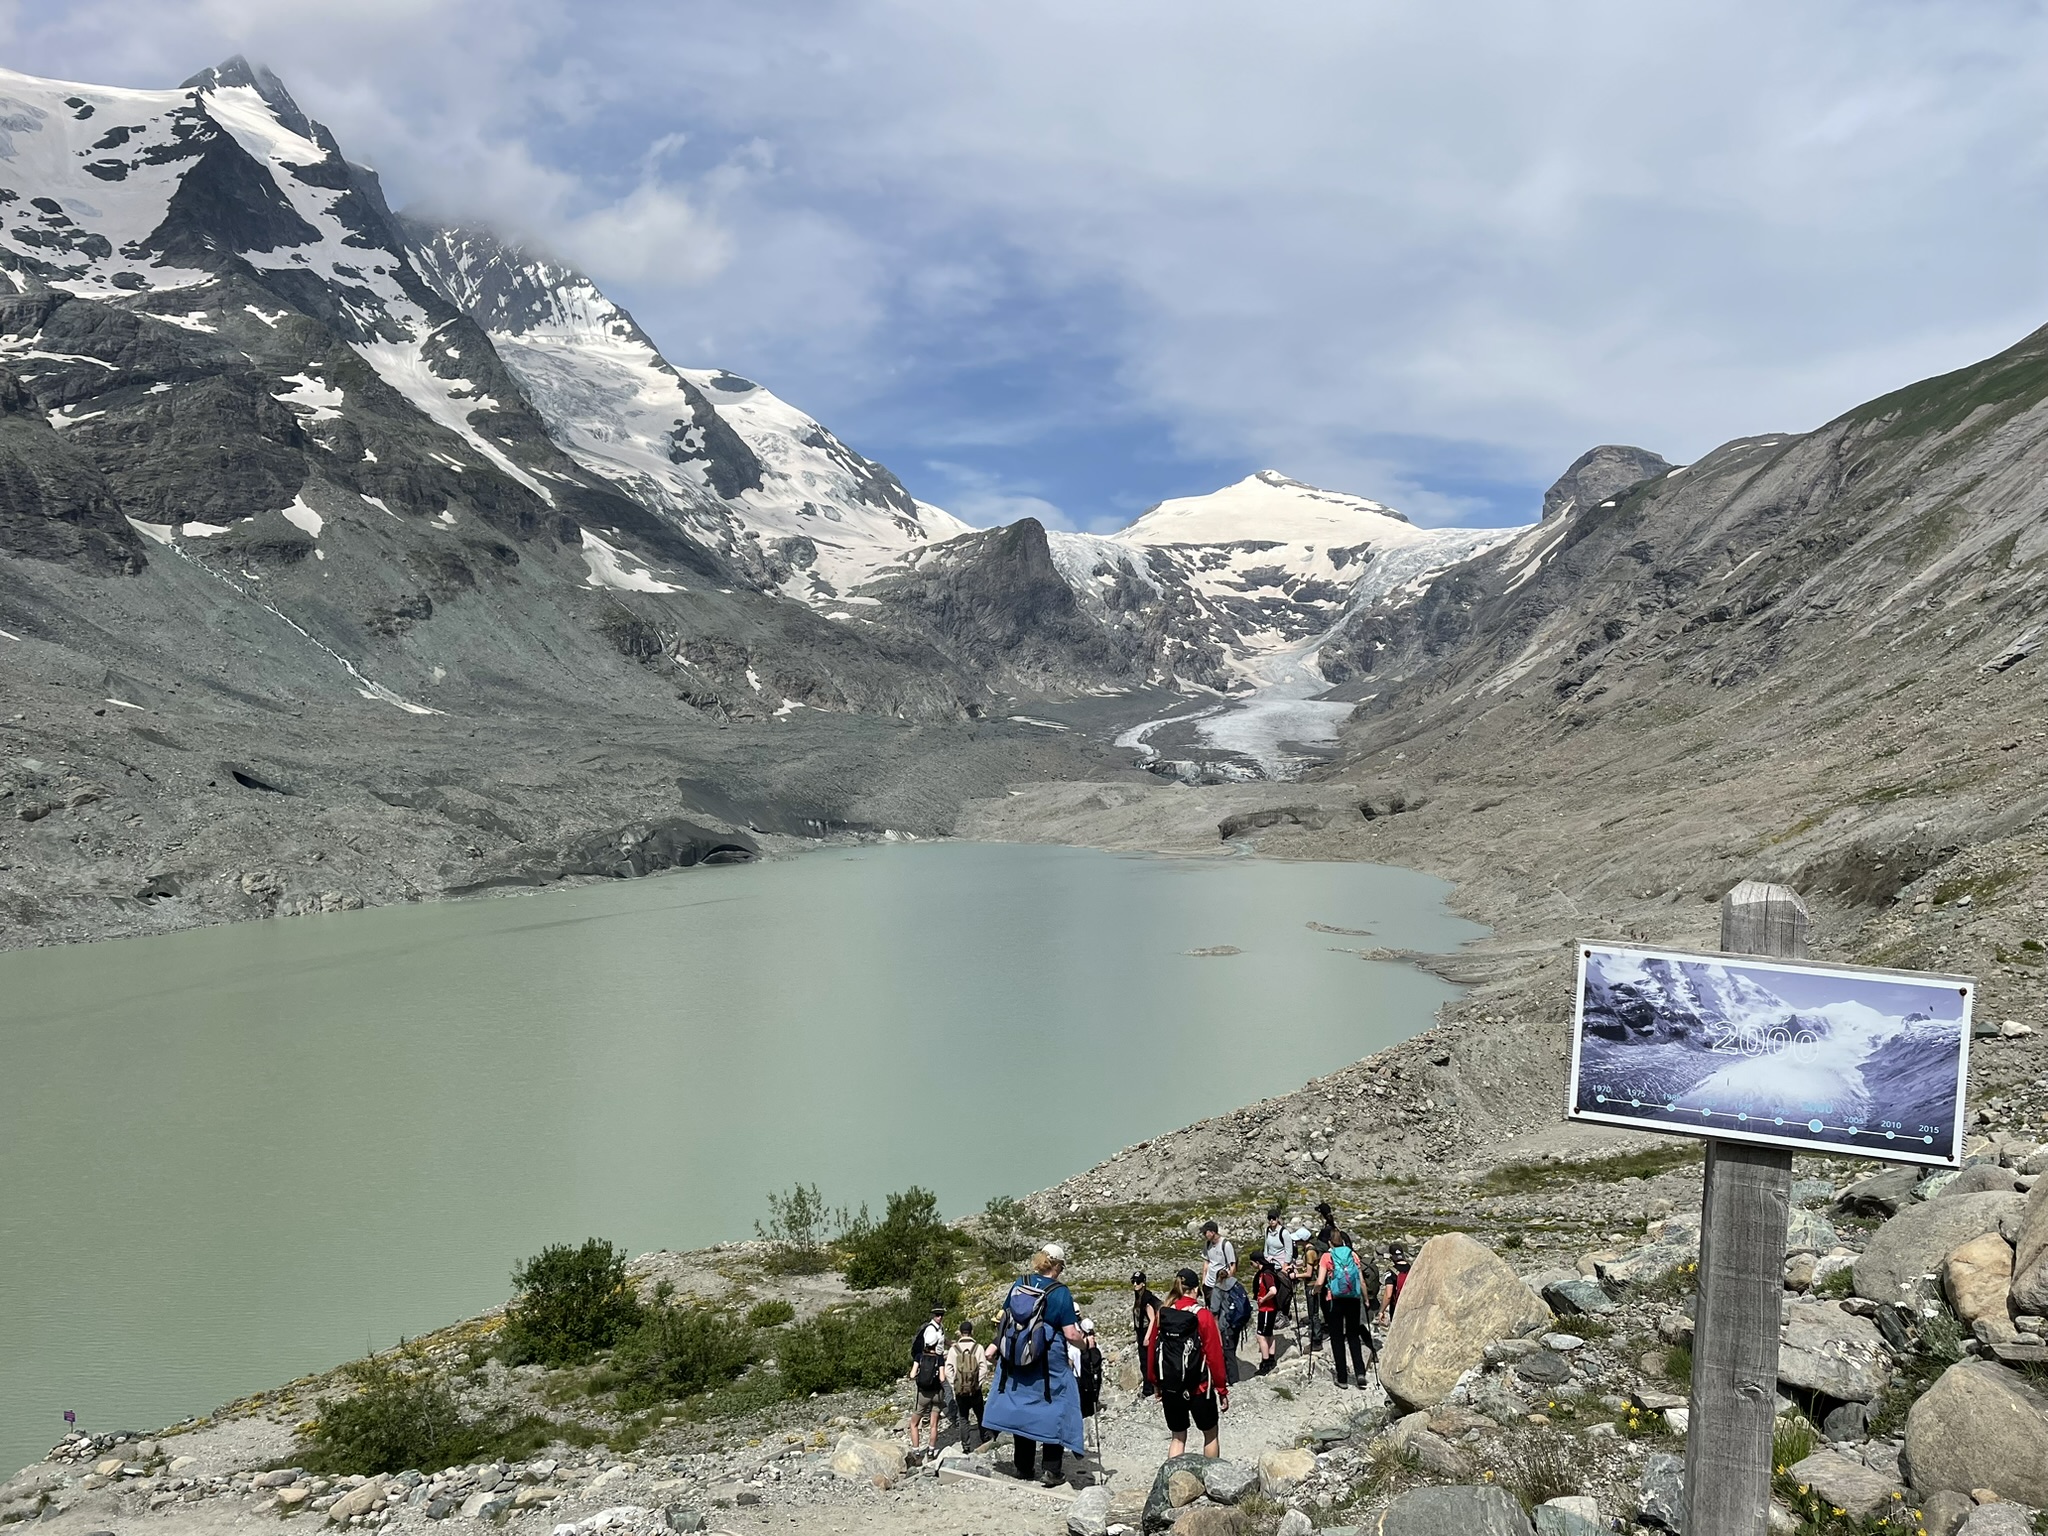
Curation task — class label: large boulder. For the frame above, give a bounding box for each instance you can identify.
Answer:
[1778,1300,1891,1402]
[1534,1499,1601,1536]
[1541,1277,1616,1316]
[1144,1454,1216,1534]
[1372,1485,1533,1536]
[1901,1361,2048,1507]
[1853,1193,2025,1305]
[2009,1179,2048,1312]
[1379,1234,1551,1409]
[1943,1232,2014,1324]
[1943,1166,2024,1197]
[827,1435,905,1485]
[1784,1452,1905,1519]
[1172,1510,1247,1536]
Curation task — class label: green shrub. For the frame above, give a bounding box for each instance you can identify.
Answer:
[757,1184,845,1275]
[745,1298,796,1328]
[501,1239,643,1367]
[298,1353,558,1474]
[778,1295,927,1397]
[840,1188,966,1289]
[605,1306,758,1411]
[1814,1265,1855,1299]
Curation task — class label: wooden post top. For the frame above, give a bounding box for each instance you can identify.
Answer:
[1720,880,1810,960]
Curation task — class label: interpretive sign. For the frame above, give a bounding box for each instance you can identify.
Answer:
[1566,941,1974,1166]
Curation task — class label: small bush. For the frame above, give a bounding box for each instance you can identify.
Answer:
[502,1239,643,1368]
[777,1299,918,1397]
[298,1352,558,1474]
[1813,1266,1855,1299]
[757,1184,844,1276]
[746,1298,796,1328]
[841,1188,966,1289]
[605,1306,758,1411]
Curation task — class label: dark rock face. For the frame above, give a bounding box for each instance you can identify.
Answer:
[672,378,764,498]
[1540,444,1674,521]
[0,366,144,574]
[858,518,1147,691]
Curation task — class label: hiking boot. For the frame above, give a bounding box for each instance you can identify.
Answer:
[1334,1377,1350,1389]
[1040,1470,1064,1489]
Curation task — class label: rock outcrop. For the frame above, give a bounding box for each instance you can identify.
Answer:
[1901,1361,2048,1507]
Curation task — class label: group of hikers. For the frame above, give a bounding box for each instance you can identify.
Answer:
[905,1203,1413,1485]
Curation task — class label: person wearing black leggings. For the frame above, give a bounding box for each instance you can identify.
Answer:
[1317,1231,1372,1388]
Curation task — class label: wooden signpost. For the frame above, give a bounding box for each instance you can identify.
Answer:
[1683,880,1806,1536]
[1563,881,1976,1534]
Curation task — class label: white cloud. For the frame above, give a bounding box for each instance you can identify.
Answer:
[12,1,2048,519]
[922,461,1072,531]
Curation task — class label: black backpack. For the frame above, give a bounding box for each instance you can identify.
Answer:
[911,1328,942,1392]
[1154,1305,1206,1396]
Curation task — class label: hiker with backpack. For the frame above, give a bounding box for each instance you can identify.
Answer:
[946,1321,987,1450]
[1252,1254,1290,1375]
[1130,1271,1162,1398]
[1318,1230,1377,1389]
[1378,1244,1412,1326]
[1147,1268,1229,1457]
[983,1244,1087,1488]
[907,1305,948,1461]
[1292,1227,1325,1349]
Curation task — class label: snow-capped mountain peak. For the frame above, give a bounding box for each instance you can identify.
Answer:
[403,221,970,600]
[1119,469,1416,546]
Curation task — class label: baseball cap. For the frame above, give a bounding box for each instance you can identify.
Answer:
[1288,1227,1311,1243]
[1044,1242,1067,1264]
[1080,1318,1096,1335]
[1176,1267,1200,1289]
[1130,1271,1147,1285]
[931,1304,946,1316]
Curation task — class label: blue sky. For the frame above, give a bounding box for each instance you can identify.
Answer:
[10,1,2048,531]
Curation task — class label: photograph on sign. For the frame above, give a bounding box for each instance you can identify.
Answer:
[1566,942,1973,1165]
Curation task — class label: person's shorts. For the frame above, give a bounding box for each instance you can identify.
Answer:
[916,1389,944,1415]
[1256,1309,1279,1338]
[1160,1390,1219,1435]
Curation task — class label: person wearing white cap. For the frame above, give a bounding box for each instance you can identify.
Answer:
[984,1244,1086,1487]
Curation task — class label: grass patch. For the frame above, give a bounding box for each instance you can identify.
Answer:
[1632,1261,1699,1305]
[1933,867,2025,907]
[1867,1307,1967,1439]
[1494,1435,1580,1513]
[1662,1342,1694,1390]
[745,1299,796,1329]
[1479,1143,1700,1195]
[1814,1266,1855,1299]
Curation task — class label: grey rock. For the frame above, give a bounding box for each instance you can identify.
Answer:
[1376,1484,1533,1536]
[1779,1300,1891,1403]
[1822,1401,1869,1441]
[1534,1500,1603,1536]
[1200,1461,1259,1505]
[662,1512,706,1535]
[1955,1507,2035,1536]
[1276,1511,1313,1536]
[2011,1179,2048,1312]
[1514,1350,1571,1386]
[1066,1483,1113,1536]
[1785,1209,1839,1255]
[1837,1166,1920,1218]
[1853,1193,2025,1304]
[1901,1361,2048,1506]
[1637,1452,1685,1533]
[1945,1165,2025,1197]
[1142,1453,1215,1533]
[1785,1451,1905,1519]
[424,1498,455,1520]
[1792,1178,1837,1208]
[1540,1277,1616,1316]
[1922,1490,1978,1536]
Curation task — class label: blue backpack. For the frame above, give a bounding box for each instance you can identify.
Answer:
[1223,1279,1252,1339]
[1328,1246,1362,1298]
[997,1277,1057,1400]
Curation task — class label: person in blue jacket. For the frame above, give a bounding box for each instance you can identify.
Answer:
[983,1242,1086,1487]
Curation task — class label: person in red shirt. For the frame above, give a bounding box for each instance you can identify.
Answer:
[1146,1267,1229,1457]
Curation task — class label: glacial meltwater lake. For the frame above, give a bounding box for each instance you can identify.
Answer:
[0,840,1482,1476]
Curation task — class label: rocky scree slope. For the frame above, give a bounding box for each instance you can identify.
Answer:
[0,57,1115,946]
